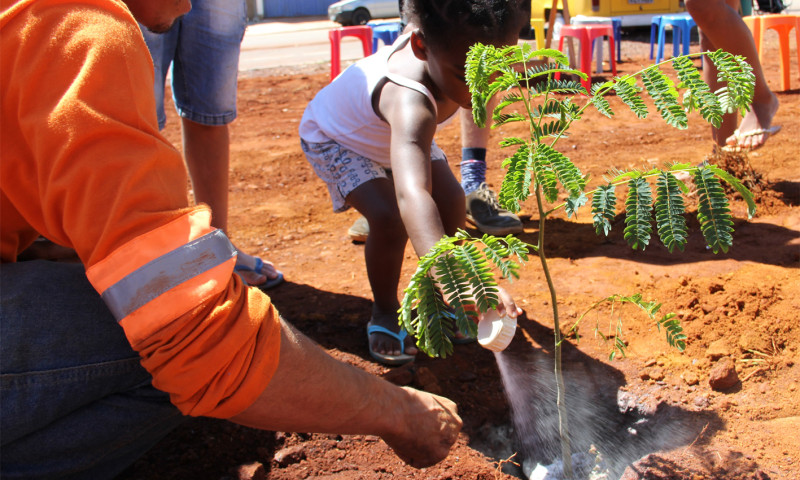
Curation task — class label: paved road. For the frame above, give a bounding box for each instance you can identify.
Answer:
[239,6,800,73]
[239,16,395,73]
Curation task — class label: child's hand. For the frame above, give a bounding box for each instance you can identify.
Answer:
[482,285,522,321]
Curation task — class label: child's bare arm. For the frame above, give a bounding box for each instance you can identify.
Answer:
[380,83,447,257]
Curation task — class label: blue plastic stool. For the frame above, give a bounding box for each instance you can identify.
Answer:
[649,13,697,63]
[369,22,403,53]
[571,15,623,73]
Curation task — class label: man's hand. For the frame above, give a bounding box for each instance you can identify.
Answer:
[381,387,463,468]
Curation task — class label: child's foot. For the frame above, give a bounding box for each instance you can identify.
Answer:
[235,251,284,290]
[367,312,418,366]
[723,94,780,152]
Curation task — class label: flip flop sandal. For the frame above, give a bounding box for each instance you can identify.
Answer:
[439,309,477,344]
[721,125,782,153]
[235,257,284,291]
[367,324,416,366]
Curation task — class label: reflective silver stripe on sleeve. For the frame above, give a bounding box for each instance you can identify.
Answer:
[101,229,237,321]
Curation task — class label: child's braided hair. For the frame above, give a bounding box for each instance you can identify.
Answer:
[403,0,525,47]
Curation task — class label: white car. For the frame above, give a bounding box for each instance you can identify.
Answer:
[328,0,400,26]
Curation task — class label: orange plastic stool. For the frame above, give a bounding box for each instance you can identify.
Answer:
[555,24,617,91]
[329,26,373,82]
[742,14,800,91]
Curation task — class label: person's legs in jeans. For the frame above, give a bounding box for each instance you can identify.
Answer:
[142,0,281,287]
[1,261,185,479]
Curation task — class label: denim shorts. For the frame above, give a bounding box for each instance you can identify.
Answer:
[141,0,247,129]
[1,261,185,479]
[301,139,447,212]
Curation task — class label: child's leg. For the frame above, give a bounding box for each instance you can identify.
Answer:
[431,159,467,236]
[346,178,417,357]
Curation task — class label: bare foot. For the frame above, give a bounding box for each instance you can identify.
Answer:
[368,311,419,357]
[725,94,780,151]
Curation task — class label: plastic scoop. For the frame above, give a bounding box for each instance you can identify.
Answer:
[477,309,517,352]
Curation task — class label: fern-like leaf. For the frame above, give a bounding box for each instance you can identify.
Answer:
[707,50,755,115]
[481,234,527,280]
[526,145,559,203]
[693,167,734,253]
[614,76,648,119]
[565,192,588,218]
[642,66,687,129]
[530,78,586,96]
[591,184,617,235]
[538,144,586,198]
[705,164,757,219]
[499,144,534,212]
[623,177,654,250]
[591,94,614,118]
[657,313,687,351]
[452,243,498,315]
[672,56,724,128]
[654,172,688,252]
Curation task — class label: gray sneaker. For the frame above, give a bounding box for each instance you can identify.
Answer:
[347,215,369,242]
[465,183,524,235]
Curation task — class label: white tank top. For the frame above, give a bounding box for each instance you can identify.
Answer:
[299,33,451,168]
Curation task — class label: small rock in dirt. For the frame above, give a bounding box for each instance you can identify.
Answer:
[682,371,699,386]
[693,395,709,408]
[273,445,307,467]
[381,364,414,385]
[738,331,771,353]
[236,462,265,480]
[708,356,740,391]
[684,296,699,309]
[415,366,442,395]
[717,398,734,411]
[708,282,724,294]
[706,339,731,360]
[648,367,665,381]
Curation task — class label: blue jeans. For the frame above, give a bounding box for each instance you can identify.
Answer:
[141,0,247,129]
[0,261,185,479]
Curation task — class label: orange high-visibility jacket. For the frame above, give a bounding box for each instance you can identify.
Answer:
[1,0,281,418]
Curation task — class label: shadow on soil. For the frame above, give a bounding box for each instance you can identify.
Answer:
[267,280,373,353]
[469,314,727,479]
[495,210,799,268]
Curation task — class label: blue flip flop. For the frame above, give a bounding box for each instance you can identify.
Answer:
[439,309,476,344]
[235,257,284,291]
[367,324,415,366]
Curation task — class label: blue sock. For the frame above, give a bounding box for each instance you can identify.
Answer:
[460,148,486,194]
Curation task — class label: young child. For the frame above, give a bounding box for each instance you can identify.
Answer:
[299,0,524,365]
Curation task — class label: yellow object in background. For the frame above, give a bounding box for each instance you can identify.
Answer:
[530,0,687,27]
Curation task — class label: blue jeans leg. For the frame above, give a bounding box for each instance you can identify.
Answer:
[1,260,186,479]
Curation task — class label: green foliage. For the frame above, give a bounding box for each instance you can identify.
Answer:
[574,294,687,360]
[400,230,530,357]
[655,172,688,252]
[404,43,755,359]
[623,176,654,250]
[694,166,734,253]
[642,66,687,128]
[591,184,617,235]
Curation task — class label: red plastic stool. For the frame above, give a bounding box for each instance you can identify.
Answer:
[743,14,800,91]
[555,24,617,91]
[329,26,373,82]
